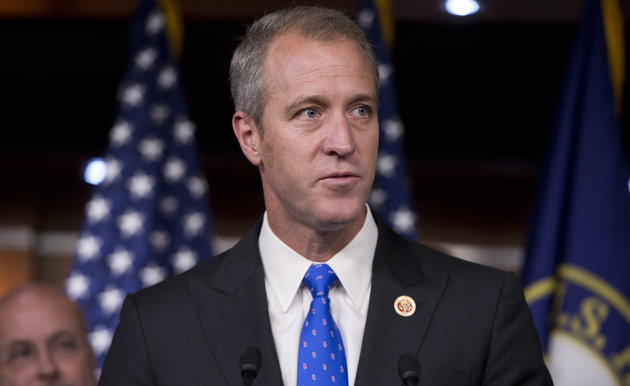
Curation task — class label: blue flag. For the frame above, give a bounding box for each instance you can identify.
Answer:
[357,0,419,239]
[65,0,214,369]
[521,0,630,383]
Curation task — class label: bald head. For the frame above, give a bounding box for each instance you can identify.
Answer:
[0,284,87,330]
[0,283,96,386]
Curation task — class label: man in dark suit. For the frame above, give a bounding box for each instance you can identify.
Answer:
[100,6,552,385]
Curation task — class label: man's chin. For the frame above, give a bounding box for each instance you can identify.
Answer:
[313,204,367,231]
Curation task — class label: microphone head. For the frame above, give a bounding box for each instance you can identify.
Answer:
[239,347,262,374]
[398,354,420,382]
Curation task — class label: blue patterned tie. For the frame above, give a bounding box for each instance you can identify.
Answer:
[297,264,348,385]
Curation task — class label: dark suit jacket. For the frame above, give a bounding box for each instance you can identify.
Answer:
[99,214,552,385]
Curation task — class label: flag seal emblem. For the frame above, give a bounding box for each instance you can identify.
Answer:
[527,264,630,385]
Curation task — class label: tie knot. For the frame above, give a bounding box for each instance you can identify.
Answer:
[303,263,338,298]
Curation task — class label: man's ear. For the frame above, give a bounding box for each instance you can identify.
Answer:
[232,111,262,166]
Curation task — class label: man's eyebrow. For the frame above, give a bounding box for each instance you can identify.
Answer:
[49,330,77,341]
[347,93,378,107]
[283,96,329,117]
[4,339,34,349]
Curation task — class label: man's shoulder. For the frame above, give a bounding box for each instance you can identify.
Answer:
[390,235,524,310]
[130,250,231,308]
[133,217,264,304]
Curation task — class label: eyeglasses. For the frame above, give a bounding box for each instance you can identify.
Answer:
[0,333,86,370]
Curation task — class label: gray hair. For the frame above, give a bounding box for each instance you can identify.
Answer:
[229,6,379,130]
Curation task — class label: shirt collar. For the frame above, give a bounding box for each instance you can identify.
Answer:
[259,206,378,312]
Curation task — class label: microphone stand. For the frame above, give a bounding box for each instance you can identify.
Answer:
[398,354,420,386]
[240,347,262,386]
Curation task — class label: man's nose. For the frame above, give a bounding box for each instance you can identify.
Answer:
[322,114,356,157]
[36,350,60,380]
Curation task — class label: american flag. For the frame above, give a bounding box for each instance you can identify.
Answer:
[358,0,419,239]
[65,0,214,369]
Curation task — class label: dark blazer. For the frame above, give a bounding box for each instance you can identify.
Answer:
[99,214,552,385]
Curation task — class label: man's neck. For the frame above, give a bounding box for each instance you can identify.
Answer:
[266,209,368,262]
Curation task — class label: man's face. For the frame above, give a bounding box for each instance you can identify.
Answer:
[254,32,379,235]
[0,291,96,386]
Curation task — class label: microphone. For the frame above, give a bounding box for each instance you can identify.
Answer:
[398,354,420,386]
[239,347,262,386]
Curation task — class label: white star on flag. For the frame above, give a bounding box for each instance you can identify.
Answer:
[97,287,125,315]
[107,248,134,276]
[138,137,165,161]
[369,188,387,208]
[77,234,101,261]
[150,104,170,125]
[171,247,198,274]
[103,158,123,185]
[378,63,393,86]
[135,47,158,70]
[158,65,177,90]
[127,172,155,199]
[66,273,90,300]
[89,326,113,357]
[110,121,133,146]
[86,196,111,223]
[150,230,170,252]
[390,206,417,235]
[117,210,144,237]
[121,83,145,107]
[357,8,375,29]
[383,118,404,142]
[139,264,167,288]
[183,212,205,238]
[187,176,208,198]
[160,195,178,216]
[174,119,196,144]
[145,10,165,34]
[164,157,186,182]
[377,153,398,178]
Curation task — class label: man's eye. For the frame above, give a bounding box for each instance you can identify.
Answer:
[7,346,35,363]
[355,106,370,117]
[51,338,79,353]
[299,108,318,119]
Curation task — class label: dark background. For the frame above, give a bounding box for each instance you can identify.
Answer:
[0,0,628,252]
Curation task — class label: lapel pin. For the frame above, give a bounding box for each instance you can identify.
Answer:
[394,295,416,317]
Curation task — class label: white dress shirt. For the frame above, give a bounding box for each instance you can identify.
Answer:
[259,207,378,386]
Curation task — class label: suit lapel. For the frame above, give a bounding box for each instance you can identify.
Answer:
[186,220,284,385]
[355,217,449,385]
